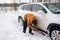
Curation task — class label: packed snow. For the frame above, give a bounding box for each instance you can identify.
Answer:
[0,10,51,40]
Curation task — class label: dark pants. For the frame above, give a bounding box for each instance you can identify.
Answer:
[23,21,32,34]
[18,16,33,34]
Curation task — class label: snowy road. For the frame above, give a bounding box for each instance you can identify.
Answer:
[0,11,51,40]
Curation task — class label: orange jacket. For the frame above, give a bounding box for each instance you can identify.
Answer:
[24,13,39,32]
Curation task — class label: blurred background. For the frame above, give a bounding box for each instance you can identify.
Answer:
[0,0,60,12]
[0,0,60,3]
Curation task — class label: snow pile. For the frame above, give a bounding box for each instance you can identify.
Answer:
[0,11,51,40]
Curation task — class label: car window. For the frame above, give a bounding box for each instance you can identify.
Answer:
[32,4,43,12]
[21,4,32,11]
[32,4,47,13]
[43,3,60,14]
[20,4,47,13]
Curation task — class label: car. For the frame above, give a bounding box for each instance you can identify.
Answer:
[18,2,60,40]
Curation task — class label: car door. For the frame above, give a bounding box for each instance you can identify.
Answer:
[32,4,48,31]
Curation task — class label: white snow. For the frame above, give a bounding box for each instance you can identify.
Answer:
[0,10,51,40]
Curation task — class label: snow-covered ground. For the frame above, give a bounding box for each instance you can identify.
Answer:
[0,10,51,40]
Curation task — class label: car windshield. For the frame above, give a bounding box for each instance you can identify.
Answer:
[43,3,60,14]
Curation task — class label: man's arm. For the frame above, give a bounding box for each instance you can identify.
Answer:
[28,23,40,32]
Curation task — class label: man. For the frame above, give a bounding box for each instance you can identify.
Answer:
[23,13,39,35]
[18,13,47,35]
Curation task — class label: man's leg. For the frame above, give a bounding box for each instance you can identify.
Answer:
[29,28,34,35]
[23,22,27,33]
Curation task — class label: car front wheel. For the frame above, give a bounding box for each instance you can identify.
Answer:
[49,27,60,40]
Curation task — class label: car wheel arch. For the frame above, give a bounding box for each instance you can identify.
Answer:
[47,23,60,31]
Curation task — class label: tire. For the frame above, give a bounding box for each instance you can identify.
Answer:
[49,27,60,40]
[18,16,24,26]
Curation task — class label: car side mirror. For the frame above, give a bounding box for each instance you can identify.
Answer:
[43,9,47,13]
